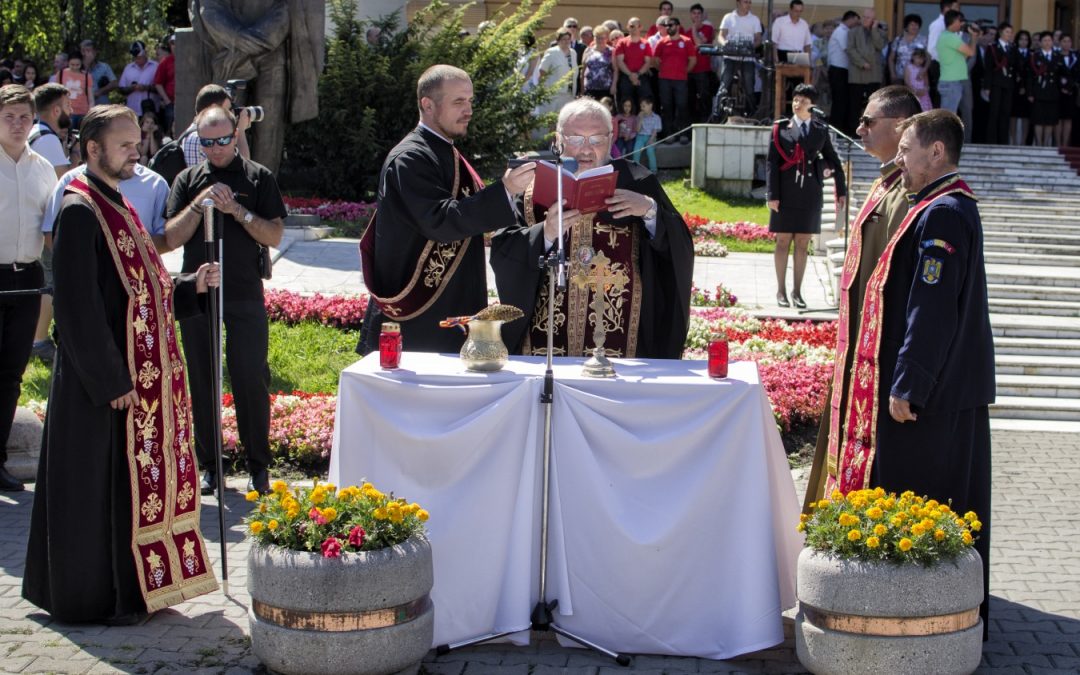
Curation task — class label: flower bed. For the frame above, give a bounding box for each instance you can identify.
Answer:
[690,283,738,308]
[265,289,367,331]
[684,214,775,243]
[223,391,337,469]
[284,196,375,224]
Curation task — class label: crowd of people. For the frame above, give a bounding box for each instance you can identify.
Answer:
[512,0,1080,149]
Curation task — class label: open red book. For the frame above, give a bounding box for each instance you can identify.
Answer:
[531,160,617,214]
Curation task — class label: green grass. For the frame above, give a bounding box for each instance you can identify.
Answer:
[20,321,360,406]
[661,172,770,225]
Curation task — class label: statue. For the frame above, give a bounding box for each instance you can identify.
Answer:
[189,0,324,172]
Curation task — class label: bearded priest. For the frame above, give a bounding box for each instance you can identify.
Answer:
[492,98,694,359]
[23,105,220,625]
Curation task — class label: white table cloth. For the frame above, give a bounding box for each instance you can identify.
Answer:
[329,353,802,659]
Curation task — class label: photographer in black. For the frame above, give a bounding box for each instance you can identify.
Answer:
[164,105,286,495]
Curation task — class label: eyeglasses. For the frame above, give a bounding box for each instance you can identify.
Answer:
[198,133,234,147]
[562,133,610,147]
[858,115,898,128]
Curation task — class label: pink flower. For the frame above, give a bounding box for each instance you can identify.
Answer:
[321,537,342,558]
[309,507,328,525]
[347,525,365,548]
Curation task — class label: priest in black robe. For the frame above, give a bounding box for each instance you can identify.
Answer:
[357,65,535,354]
[24,106,218,625]
[492,98,694,359]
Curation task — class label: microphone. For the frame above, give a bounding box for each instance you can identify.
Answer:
[810,106,828,117]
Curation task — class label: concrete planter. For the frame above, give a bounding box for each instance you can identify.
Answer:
[795,547,983,675]
[248,534,434,675]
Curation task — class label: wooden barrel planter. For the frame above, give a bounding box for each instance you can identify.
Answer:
[248,534,434,675]
[795,547,983,675]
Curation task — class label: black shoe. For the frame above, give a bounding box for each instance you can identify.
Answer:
[792,294,808,309]
[101,611,148,626]
[200,470,216,496]
[776,292,790,308]
[247,469,270,495]
[0,466,24,492]
[30,340,55,362]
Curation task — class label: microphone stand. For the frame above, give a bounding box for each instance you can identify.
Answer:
[202,199,229,596]
[435,145,630,666]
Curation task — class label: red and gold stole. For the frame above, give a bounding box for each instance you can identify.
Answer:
[359,147,484,321]
[66,177,218,612]
[825,175,975,495]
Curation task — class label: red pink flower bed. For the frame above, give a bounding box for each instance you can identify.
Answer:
[222,391,337,468]
[264,289,367,330]
[284,196,375,224]
[684,214,775,243]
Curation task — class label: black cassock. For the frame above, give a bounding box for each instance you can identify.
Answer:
[491,158,694,359]
[766,117,847,234]
[23,181,205,623]
[356,127,518,355]
[869,175,995,632]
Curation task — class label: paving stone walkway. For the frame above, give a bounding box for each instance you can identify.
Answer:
[2,428,1077,674]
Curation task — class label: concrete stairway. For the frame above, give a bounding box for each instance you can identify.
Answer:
[821,145,1080,431]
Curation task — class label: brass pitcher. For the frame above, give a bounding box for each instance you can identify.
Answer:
[459,320,509,372]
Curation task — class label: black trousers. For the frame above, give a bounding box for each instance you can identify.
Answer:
[659,78,689,138]
[688,71,712,123]
[0,263,44,464]
[616,72,653,112]
[987,87,1014,144]
[718,58,757,116]
[179,298,272,474]
[828,66,850,134]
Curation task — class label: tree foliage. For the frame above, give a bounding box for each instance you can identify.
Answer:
[283,0,558,201]
[1,0,177,71]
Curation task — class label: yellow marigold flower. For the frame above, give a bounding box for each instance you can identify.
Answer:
[390,510,404,524]
[258,503,268,514]
[939,504,951,514]
[796,522,806,532]
[962,531,973,545]
[873,524,887,537]
[286,506,300,520]
[361,482,374,490]
[901,490,915,499]
[914,496,925,505]
[866,507,883,520]
[865,536,880,549]
[321,507,338,523]
[964,511,977,522]
[249,521,264,534]
[911,523,925,537]
[373,507,388,520]
[847,529,862,542]
[268,519,279,531]
[417,509,429,522]
[883,498,896,509]
[910,505,921,515]
[934,529,945,541]
[310,487,327,505]
[898,537,913,551]
[324,484,336,493]
[971,520,982,532]
[271,480,288,494]
[799,513,810,523]
[408,502,422,514]
[245,490,260,502]
[873,487,886,498]
[921,518,935,530]
[954,517,966,528]
[815,499,828,509]
[831,490,844,501]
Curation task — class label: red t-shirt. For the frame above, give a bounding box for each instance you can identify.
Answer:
[152,53,175,100]
[614,37,652,73]
[690,23,715,73]
[653,35,698,80]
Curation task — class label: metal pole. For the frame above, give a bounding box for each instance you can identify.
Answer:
[202,199,228,596]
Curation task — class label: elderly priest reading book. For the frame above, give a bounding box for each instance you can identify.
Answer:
[492,98,694,359]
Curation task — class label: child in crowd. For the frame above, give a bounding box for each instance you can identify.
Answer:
[633,97,661,172]
[614,98,638,157]
[600,96,621,158]
[905,48,932,111]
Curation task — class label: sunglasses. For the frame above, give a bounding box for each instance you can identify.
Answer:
[563,133,610,147]
[566,23,578,28]
[858,115,898,128]
[198,133,234,147]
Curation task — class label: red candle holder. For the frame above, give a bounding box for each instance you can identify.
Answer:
[708,339,729,379]
[379,322,402,369]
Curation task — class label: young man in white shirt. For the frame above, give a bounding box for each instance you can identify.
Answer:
[827,11,860,134]
[29,84,71,179]
[772,0,813,64]
[0,84,57,491]
[718,0,763,116]
[927,0,960,107]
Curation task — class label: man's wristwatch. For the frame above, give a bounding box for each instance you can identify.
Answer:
[643,197,658,221]
[242,210,254,225]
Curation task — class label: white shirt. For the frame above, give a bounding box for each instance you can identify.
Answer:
[538,47,578,95]
[720,11,763,42]
[29,122,68,167]
[42,163,170,235]
[828,23,850,69]
[772,15,812,52]
[928,14,946,60]
[119,59,159,113]
[0,145,55,263]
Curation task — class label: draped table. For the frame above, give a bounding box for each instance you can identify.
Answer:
[329,353,803,659]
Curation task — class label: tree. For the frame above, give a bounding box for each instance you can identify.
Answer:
[282,0,559,201]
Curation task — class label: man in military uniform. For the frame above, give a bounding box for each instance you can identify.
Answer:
[804,85,922,509]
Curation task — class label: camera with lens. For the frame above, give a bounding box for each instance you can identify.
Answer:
[224,79,265,123]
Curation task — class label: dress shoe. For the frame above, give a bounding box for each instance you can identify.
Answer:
[792,294,808,310]
[776,292,790,308]
[30,339,56,362]
[0,466,24,492]
[247,469,270,495]
[200,470,217,496]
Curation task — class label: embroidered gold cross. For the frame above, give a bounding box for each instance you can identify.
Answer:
[571,250,629,376]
